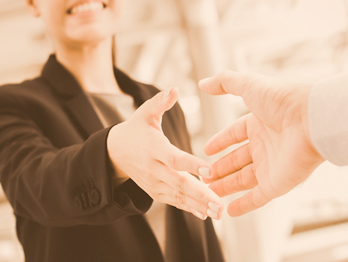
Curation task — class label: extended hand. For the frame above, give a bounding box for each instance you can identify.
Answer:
[199,71,324,217]
[107,87,223,220]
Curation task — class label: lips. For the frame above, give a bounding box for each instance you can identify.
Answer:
[67,1,107,15]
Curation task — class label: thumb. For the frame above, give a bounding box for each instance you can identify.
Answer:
[199,70,256,97]
[198,71,233,96]
[135,87,179,129]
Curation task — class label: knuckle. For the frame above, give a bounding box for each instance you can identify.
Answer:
[167,154,177,169]
[141,162,152,177]
[154,180,165,192]
[148,191,159,200]
[174,191,185,206]
[156,193,165,201]
[196,190,206,202]
[175,175,187,193]
[241,166,253,188]
[228,125,238,144]
[231,150,241,171]
[213,163,223,179]
[236,172,245,190]
[222,177,230,195]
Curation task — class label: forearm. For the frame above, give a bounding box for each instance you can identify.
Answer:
[0,114,151,227]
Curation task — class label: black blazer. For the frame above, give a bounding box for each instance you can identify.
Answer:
[0,55,224,262]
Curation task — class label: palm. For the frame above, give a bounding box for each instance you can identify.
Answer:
[200,71,324,216]
[247,113,309,199]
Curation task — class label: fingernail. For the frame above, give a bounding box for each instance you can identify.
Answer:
[192,210,206,220]
[198,167,211,178]
[208,202,220,213]
[163,87,173,98]
[207,209,218,220]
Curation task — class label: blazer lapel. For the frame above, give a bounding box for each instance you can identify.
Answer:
[64,92,104,138]
[41,54,104,138]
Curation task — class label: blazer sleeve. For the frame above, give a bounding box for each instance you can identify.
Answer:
[0,91,152,227]
[308,71,348,166]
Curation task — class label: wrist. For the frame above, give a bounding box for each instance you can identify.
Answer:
[107,124,130,182]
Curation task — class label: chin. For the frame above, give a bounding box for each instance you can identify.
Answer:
[66,26,114,45]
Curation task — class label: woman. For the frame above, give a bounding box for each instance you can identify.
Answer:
[0,0,225,261]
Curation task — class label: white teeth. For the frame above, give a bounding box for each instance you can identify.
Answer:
[71,2,104,15]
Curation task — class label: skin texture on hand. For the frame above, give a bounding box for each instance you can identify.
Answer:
[107,87,223,220]
[199,71,325,217]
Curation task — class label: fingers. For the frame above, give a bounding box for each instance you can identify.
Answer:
[208,164,257,197]
[198,70,233,95]
[153,140,214,179]
[227,186,272,217]
[173,171,223,218]
[204,143,252,184]
[156,191,207,220]
[135,87,179,130]
[205,162,271,217]
[155,181,220,220]
[147,166,223,220]
[205,114,249,156]
[160,167,223,218]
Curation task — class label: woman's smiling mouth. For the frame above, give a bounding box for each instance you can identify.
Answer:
[67,1,107,15]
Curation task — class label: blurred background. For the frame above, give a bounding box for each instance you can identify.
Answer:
[1,0,348,261]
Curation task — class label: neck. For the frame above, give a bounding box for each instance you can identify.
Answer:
[54,37,122,94]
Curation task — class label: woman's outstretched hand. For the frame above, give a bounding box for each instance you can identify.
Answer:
[199,71,325,217]
[107,87,223,220]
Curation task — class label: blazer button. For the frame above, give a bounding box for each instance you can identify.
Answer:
[89,189,101,205]
[74,196,83,210]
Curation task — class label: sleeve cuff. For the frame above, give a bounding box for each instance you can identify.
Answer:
[113,179,153,214]
[308,72,348,166]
